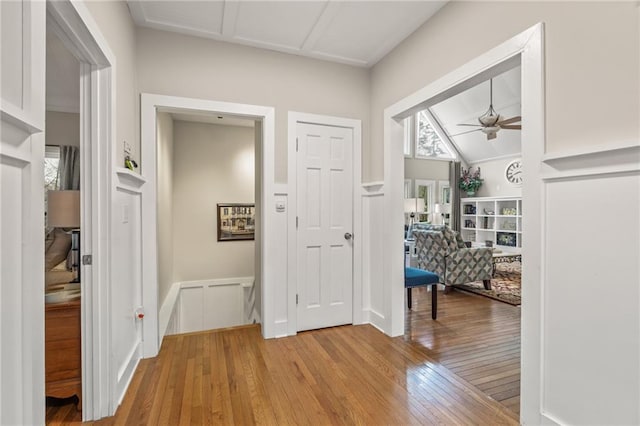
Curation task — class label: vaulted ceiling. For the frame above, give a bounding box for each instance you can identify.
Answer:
[430,66,521,164]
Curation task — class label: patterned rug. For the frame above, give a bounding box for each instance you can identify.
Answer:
[453,261,521,306]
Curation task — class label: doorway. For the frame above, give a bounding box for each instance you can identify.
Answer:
[156,110,259,335]
[43,25,84,419]
[382,23,544,424]
[140,94,277,352]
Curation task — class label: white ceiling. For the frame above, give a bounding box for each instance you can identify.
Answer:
[46,29,80,113]
[430,66,521,164]
[126,0,448,68]
[46,2,521,164]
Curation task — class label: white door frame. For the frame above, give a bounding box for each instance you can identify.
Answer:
[46,1,114,420]
[287,112,363,335]
[140,94,276,351]
[382,24,544,424]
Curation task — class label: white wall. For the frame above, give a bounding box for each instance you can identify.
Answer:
[156,112,174,305]
[45,111,79,147]
[172,121,255,282]
[84,0,139,168]
[474,157,522,198]
[370,1,639,180]
[404,158,449,182]
[135,27,370,183]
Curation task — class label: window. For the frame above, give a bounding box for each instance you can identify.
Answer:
[414,179,435,222]
[403,116,413,157]
[415,111,455,160]
[45,145,60,191]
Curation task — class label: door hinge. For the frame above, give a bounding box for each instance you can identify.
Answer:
[82,255,92,265]
[296,137,299,152]
[296,294,299,305]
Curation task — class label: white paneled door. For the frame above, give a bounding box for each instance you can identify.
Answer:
[296,123,353,331]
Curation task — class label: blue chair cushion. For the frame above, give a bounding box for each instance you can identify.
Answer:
[405,267,439,288]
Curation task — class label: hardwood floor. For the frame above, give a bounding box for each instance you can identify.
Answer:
[47,288,521,425]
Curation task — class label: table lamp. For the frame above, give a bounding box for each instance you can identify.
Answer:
[48,190,80,282]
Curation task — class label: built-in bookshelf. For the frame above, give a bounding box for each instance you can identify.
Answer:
[461,196,522,252]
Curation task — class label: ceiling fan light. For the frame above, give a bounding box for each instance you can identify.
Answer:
[479,113,501,127]
[481,126,500,134]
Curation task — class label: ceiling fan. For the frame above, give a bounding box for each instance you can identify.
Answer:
[452,79,521,140]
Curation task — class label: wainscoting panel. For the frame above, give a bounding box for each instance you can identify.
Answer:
[361,184,385,331]
[540,143,640,425]
[178,277,255,334]
[112,173,145,406]
[0,1,46,423]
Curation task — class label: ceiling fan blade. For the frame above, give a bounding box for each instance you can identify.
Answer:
[500,125,522,130]
[497,116,521,126]
[456,123,481,127]
[487,132,497,140]
[450,128,482,137]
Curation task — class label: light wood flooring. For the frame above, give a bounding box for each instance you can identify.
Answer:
[47,288,521,425]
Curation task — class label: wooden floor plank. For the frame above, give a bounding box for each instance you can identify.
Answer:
[47,287,521,424]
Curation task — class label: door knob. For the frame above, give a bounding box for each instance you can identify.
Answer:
[344,232,353,240]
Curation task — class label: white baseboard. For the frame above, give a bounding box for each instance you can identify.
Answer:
[158,282,181,345]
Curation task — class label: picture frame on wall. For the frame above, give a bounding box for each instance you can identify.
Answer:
[217,203,255,241]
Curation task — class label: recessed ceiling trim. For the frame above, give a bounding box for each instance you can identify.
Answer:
[467,153,521,165]
[301,1,341,51]
[221,1,240,37]
[126,0,448,68]
[46,100,80,114]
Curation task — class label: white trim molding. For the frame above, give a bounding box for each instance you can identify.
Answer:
[287,112,363,336]
[140,94,276,350]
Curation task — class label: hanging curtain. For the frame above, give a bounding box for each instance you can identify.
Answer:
[57,146,80,190]
[449,161,461,231]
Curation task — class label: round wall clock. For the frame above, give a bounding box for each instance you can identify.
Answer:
[505,158,522,186]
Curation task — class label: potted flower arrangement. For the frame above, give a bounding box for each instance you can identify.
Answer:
[460,166,483,196]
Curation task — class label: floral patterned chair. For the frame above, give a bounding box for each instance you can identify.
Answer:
[412,226,493,291]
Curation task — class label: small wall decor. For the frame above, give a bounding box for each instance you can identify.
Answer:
[217,203,255,241]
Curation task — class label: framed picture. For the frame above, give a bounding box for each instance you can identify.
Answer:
[217,203,255,241]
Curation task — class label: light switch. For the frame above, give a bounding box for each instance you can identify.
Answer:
[275,202,285,212]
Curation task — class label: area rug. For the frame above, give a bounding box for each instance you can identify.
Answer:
[453,261,521,306]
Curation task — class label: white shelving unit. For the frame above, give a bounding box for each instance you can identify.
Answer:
[460,196,522,252]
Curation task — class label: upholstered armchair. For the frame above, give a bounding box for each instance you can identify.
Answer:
[413,227,493,290]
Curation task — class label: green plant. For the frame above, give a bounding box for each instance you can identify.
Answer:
[459,167,483,192]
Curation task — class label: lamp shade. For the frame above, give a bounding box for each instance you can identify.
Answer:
[434,203,442,214]
[404,198,417,213]
[404,198,426,213]
[48,190,80,228]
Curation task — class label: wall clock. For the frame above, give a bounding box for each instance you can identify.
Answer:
[505,158,522,186]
